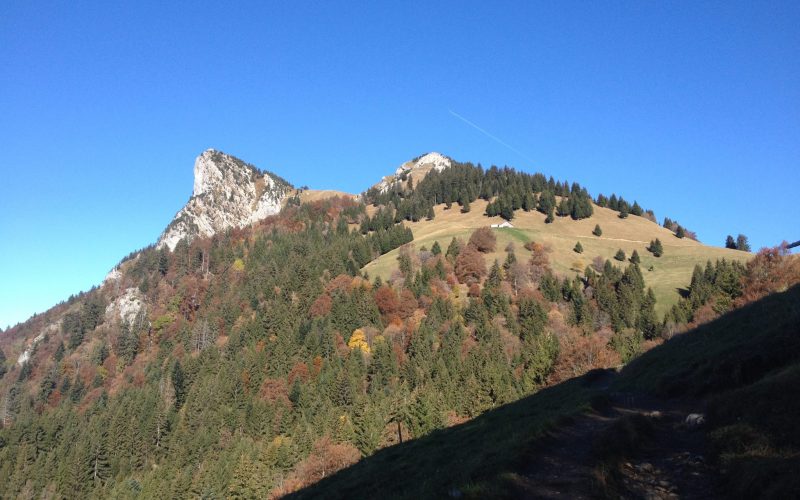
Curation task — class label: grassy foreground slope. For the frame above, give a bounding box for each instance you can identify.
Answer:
[615,283,800,498]
[291,284,800,499]
[363,199,749,315]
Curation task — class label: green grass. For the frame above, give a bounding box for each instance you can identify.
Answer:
[286,377,598,500]
[614,284,800,499]
[614,284,800,397]
[363,200,749,317]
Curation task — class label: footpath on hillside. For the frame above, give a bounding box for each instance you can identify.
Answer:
[515,370,720,499]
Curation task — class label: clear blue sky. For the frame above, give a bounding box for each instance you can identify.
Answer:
[1,1,798,328]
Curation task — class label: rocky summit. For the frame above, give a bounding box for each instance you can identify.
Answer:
[157,149,292,250]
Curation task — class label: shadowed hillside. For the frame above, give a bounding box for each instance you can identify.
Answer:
[290,284,800,499]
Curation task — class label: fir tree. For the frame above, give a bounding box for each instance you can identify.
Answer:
[445,238,461,261]
[544,207,555,224]
[630,249,641,264]
[426,206,435,221]
[725,235,737,249]
[736,234,751,252]
[648,238,664,257]
[592,224,602,237]
[676,225,686,238]
[573,242,583,254]
[614,249,626,261]
[431,241,442,255]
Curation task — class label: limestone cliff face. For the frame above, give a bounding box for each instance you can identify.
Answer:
[158,149,292,250]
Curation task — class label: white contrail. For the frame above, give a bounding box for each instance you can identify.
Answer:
[448,109,534,163]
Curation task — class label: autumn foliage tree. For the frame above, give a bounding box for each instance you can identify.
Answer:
[469,227,496,253]
[374,286,399,320]
[736,245,800,306]
[455,245,487,284]
[280,437,360,494]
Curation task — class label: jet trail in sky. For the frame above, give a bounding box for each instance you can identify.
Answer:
[448,109,534,164]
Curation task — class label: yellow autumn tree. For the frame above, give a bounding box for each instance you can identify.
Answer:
[348,329,371,354]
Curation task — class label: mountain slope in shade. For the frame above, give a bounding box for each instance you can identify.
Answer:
[157,149,293,250]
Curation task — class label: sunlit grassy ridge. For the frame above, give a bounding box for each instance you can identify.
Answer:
[363,199,749,316]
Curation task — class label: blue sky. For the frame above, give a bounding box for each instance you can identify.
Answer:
[1,1,798,328]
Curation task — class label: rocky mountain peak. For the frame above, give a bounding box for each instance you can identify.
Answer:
[157,150,292,250]
[371,152,452,194]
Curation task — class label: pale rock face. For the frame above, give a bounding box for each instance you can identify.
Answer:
[374,152,452,194]
[17,323,59,365]
[105,287,145,326]
[103,267,122,286]
[158,149,292,250]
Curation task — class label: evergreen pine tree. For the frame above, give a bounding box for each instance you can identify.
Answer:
[544,207,555,224]
[500,201,514,221]
[158,249,170,276]
[725,235,737,249]
[676,226,686,238]
[630,249,641,264]
[592,224,602,237]
[618,206,629,219]
[573,242,583,254]
[426,206,435,221]
[431,241,442,255]
[608,194,619,210]
[614,249,626,261]
[649,239,664,257]
[445,238,461,261]
[736,234,751,252]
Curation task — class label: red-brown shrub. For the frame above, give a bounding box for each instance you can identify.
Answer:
[469,227,497,253]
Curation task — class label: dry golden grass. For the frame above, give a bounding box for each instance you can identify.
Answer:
[362,200,750,316]
[288,189,357,204]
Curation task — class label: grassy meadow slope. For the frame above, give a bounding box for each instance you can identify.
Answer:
[363,200,749,315]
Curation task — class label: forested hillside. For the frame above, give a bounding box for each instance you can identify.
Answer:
[0,156,771,498]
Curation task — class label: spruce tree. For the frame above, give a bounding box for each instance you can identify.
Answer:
[618,206,629,219]
[445,238,461,261]
[158,249,170,276]
[426,206,435,221]
[630,249,641,264]
[736,234,751,252]
[431,241,442,255]
[592,224,602,237]
[676,226,686,238]
[573,242,583,254]
[500,202,514,221]
[725,235,737,249]
[544,207,555,224]
[649,238,663,257]
[614,249,626,261]
[461,198,471,213]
